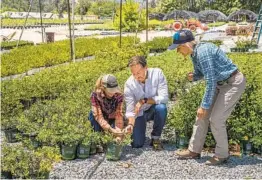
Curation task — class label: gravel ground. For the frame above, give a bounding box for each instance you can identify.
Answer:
[50,120,262,179]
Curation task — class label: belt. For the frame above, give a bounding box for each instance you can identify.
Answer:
[217,69,239,85]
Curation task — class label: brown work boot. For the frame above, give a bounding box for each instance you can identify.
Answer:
[176,149,200,159]
[205,156,229,166]
[150,139,164,151]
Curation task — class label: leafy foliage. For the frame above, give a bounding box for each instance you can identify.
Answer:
[114,0,146,32]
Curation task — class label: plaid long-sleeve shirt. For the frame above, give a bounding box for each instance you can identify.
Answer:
[91,91,124,130]
[191,42,238,109]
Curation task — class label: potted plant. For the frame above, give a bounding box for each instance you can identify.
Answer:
[235,39,249,52]
[1,143,61,179]
[177,133,189,149]
[31,146,61,179]
[77,122,93,159]
[89,131,102,155]
[102,132,132,161]
[1,115,20,143]
[241,136,252,156]
[17,103,45,148]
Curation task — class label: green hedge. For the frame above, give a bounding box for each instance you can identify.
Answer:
[1,18,103,27]
[1,36,139,77]
[1,40,34,50]
[1,36,173,77]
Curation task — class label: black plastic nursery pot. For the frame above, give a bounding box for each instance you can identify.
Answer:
[252,145,262,155]
[61,144,77,160]
[106,142,123,161]
[149,48,166,53]
[90,142,97,155]
[245,44,258,49]
[77,143,91,159]
[241,140,252,155]
[22,133,41,148]
[175,131,189,149]
[230,48,249,52]
[1,171,12,179]
[4,128,20,143]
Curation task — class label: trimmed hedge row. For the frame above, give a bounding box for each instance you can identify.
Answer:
[1,40,34,50]
[1,36,173,77]
[1,36,139,77]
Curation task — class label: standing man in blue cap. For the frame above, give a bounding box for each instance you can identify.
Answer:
[168,30,246,165]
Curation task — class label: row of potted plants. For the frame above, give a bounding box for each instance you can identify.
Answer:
[1,36,140,77]
[2,35,173,77]
[1,143,61,179]
[1,18,103,27]
[230,39,258,52]
[1,40,34,50]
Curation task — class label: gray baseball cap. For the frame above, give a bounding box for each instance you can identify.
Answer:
[102,74,121,94]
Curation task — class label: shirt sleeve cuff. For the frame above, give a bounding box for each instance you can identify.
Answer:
[125,112,135,118]
[201,102,211,109]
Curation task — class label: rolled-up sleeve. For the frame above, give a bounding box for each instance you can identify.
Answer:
[152,69,169,104]
[124,83,136,118]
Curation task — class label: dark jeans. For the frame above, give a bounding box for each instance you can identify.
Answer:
[132,104,167,148]
[88,111,115,132]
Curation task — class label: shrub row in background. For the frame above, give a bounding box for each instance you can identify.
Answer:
[1,36,139,77]
[1,18,103,27]
[1,36,173,77]
[1,40,34,50]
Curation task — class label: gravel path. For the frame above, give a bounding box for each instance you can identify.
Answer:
[50,120,262,179]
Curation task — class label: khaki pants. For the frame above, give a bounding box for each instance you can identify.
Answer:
[188,72,246,158]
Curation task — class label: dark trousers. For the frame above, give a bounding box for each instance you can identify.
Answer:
[88,111,115,132]
[132,104,167,148]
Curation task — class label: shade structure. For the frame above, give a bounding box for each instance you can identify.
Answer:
[228,9,258,22]
[198,10,228,22]
[163,10,199,21]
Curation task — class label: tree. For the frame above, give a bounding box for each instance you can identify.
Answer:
[54,0,67,18]
[89,0,115,17]
[114,0,146,32]
[75,0,91,16]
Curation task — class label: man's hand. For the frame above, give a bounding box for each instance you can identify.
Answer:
[135,100,144,115]
[110,127,123,136]
[188,72,194,82]
[197,107,208,120]
[124,124,134,134]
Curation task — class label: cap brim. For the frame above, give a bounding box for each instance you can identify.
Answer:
[106,86,121,94]
[168,44,179,50]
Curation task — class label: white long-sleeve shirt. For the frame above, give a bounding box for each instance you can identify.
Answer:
[124,68,169,118]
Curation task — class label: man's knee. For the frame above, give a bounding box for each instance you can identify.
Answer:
[154,104,167,113]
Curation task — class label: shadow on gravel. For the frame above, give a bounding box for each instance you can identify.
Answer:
[193,155,262,168]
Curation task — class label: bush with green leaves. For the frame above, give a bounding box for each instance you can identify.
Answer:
[1,143,61,179]
[1,36,140,77]
[114,0,145,32]
[1,40,34,50]
[201,40,223,47]
[145,37,172,52]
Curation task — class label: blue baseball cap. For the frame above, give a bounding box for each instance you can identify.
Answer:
[168,30,195,50]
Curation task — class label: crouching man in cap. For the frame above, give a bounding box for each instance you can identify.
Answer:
[168,30,246,165]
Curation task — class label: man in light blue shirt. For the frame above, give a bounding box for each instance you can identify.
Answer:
[124,56,169,150]
[168,30,246,165]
